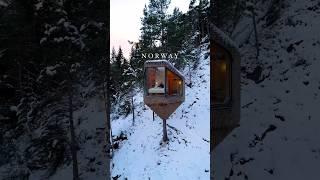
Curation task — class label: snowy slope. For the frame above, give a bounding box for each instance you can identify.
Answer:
[111,44,210,180]
[214,1,320,179]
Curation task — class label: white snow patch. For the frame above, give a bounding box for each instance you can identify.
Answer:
[111,48,210,179]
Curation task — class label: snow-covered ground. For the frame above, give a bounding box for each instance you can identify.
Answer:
[214,0,320,179]
[27,97,109,180]
[111,46,210,180]
[4,1,319,179]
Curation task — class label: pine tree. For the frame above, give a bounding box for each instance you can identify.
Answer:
[116,47,124,70]
[111,47,116,63]
[167,7,184,52]
[140,0,171,50]
[0,0,109,178]
[211,0,240,33]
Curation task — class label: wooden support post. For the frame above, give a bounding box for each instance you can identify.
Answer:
[163,119,168,142]
[153,111,155,121]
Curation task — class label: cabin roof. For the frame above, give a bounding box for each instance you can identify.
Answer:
[144,60,185,80]
[209,24,241,62]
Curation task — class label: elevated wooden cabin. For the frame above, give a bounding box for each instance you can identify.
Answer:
[210,24,241,149]
[143,60,185,120]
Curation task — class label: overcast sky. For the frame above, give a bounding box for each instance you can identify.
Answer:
[110,0,190,59]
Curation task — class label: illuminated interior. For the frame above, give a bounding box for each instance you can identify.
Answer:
[212,45,231,104]
[167,70,183,96]
[146,67,165,94]
[146,67,183,96]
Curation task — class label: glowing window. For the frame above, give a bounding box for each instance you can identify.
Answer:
[166,70,183,96]
[145,67,183,96]
[212,47,232,104]
[146,67,165,94]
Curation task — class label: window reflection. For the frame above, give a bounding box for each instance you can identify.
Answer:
[146,67,165,94]
[145,67,183,96]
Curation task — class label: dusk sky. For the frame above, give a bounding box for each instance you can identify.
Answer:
[110,0,190,59]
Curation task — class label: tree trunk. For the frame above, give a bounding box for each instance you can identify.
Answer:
[105,0,111,177]
[68,79,79,180]
[189,64,192,87]
[201,18,205,39]
[103,82,113,155]
[153,111,155,121]
[132,96,135,126]
[161,19,165,47]
[18,62,22,92]
[252,11,259,61]
[163,119,168,142]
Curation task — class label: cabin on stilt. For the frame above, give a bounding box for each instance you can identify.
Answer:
[210,24,241,149]
[143,60,185,142]
[143,60,185,120]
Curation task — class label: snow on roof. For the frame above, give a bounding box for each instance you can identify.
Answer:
[210,24,241,61]
[145,60,185,80]
[145,59,169,63]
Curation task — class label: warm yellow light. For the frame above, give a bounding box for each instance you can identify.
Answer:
[178,81,182,85]
[221,63,226,72]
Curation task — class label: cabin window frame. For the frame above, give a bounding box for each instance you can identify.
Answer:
[144,66,183,97]
[145,66,166,96]
[165,68,167,96]
[212,44,233,106]
[166,68,183,97]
